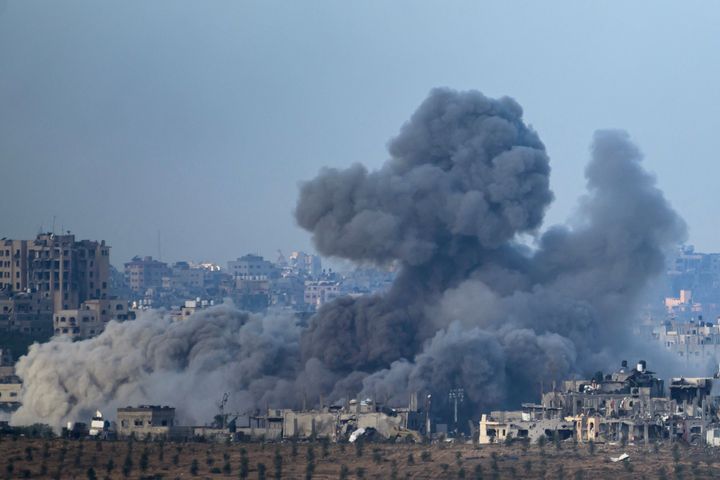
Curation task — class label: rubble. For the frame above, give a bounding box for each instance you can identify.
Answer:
[480,360,720,446]
[113,396,426,443]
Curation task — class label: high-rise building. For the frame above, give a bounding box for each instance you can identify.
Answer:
[0,233,111,311]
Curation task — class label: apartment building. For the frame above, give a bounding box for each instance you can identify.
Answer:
[0,233,110,311]
[124,256,170,292]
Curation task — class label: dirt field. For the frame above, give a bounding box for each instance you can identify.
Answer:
[1,436,720,479]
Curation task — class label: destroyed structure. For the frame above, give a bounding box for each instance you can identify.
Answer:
[480,360,719,445]
[113,396,426,442]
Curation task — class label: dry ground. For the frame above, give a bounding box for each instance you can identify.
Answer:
[1,436,720,479]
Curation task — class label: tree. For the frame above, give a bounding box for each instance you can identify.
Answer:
[105,458,115,475]
[258,462,267,480]
[190,459,199,476]
[339,464,349,480]
[372,448,382,464]
[355,439,364,458]
[473,464,483,480]
[87,467,97,480]
[240,449,249,479]
[672,443,681,463]
[274,448,282,479]
[122,454,133,477]
[355,467,366,479]
[140,448,149,471]
[306,446,316,480]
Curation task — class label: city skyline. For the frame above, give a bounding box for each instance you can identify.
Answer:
[2,1,720,265]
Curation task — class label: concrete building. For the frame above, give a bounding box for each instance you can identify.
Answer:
[288,251,322,277]
[480,359,719,445]
[0,233,111,311]
[0,374,21,410]
[227,254,276,279]
[53,298,131,339]
[162,262,205,291]
[0,291,53,337]
[124,256,170,293]
[653,317,720,365]
[304,280,340,309]
[117,405,176,439]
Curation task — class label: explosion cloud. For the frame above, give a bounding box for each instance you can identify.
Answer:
[11,88,686,427]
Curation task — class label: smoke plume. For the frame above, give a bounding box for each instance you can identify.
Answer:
[11,305,304,427]
[12,88,685,427]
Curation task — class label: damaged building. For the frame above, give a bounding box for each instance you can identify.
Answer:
[480,360,720,445]
[115,396,426,442]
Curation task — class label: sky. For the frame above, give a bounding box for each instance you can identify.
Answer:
[0,1,718,268]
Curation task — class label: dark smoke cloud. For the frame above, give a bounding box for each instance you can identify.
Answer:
[12,88,686,426]
[296,88,552,265]
[297,90,685,413]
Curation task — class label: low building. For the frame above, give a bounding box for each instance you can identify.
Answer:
[53,298,132,339]
[117,405,176,439]
[0,375,21,410]
[0,291,53,338]
[480,359,719,446]
[479,406,574,444]
[304,280,340,309]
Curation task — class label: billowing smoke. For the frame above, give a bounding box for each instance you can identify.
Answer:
[12,88,685,427]
[11,305,305,427]
[296,90,685,411]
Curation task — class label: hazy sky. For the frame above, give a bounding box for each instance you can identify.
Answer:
[1,1,718,267]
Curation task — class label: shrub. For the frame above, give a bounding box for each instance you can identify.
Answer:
[420,450,431,462]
